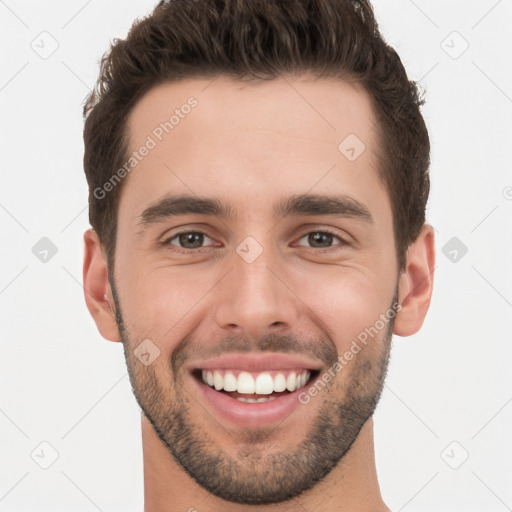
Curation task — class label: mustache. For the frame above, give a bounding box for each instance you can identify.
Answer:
[171,332,339,375]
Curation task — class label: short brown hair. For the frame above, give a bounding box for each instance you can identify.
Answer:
[83,0,430,271]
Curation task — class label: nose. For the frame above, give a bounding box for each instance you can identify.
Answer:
[213,242,300,340]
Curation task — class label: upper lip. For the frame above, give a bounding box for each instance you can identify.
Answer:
[188,353,324,373]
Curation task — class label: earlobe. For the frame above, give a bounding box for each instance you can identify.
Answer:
[83,229,122,342]
[393,224,436,337]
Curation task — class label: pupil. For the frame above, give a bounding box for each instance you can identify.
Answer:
[310,232,332,248]
[180,232,203,248]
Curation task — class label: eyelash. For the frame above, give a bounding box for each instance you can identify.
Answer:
[161,229,349,254]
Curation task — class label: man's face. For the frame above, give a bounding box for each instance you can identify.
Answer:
[111,75,399,504]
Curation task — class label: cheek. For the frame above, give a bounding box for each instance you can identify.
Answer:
[289,264,396,349]
[116,262,216,336]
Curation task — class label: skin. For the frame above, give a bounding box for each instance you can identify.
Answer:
[83,74,435,511]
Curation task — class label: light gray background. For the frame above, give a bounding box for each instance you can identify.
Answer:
[1,0,511,510]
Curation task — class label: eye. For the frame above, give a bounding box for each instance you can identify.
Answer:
[161,228,349,255]
[296,230,348,250]
[163,231,216,252]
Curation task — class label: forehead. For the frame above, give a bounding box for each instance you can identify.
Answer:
[126,74,378,151]
[121,74,386,223]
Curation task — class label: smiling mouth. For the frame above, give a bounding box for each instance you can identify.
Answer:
[191,368,321,403]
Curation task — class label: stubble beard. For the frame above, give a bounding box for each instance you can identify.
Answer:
[111,276,396,505]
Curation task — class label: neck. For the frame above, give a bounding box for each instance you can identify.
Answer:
[141,415,390,512]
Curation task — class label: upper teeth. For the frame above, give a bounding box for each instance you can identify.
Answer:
[201,369,311,394]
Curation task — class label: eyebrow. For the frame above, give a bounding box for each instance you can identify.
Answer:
[137,192,373,230]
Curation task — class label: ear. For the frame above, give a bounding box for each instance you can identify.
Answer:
[393,224,436,336]
[83,229,121,342]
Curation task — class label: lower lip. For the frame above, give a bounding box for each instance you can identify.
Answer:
[190,373,314,428]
